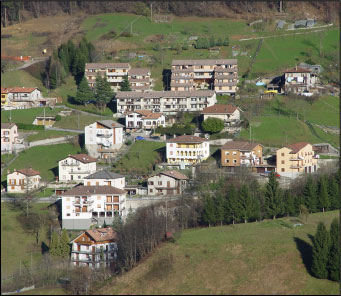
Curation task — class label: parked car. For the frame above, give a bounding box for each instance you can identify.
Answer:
[135,136,145,141]
[150,136,160,140]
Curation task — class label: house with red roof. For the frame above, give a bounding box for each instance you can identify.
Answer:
[1,87,42,108]
[284,66,319,95]
[7,167,41,193]
[125,110,166,130]
[276,142,319,178]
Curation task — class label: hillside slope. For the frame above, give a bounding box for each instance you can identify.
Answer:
[99,211,338,295]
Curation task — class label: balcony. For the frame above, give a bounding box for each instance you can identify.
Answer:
[97,133,112,138]
[289,156,304,161]
[290,164,303,169]
[69,170,92,175]
[61,162,79,166]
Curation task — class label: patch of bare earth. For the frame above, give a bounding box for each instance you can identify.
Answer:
[95,39,138,53]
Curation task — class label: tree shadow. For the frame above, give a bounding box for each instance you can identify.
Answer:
[162,69,171,90]
[50,166,59,179]
[41,241,50,254]
[294,236,314,276]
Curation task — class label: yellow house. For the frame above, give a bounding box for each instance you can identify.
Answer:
[1,87,9,106]
[276,142,318,178]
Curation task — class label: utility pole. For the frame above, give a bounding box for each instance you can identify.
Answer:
[150,3,153,22]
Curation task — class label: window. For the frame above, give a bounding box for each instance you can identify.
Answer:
[150,189,153,193]
[281,153,284,156]
[158,181,162,185]
[233,159,237,164]
[97,204,101,208]
[67,213,70,216]
[233,151,237,155]
[66,197,70,201]
[149,181,154,185]
[225,151,229,155]
[281,168,285,172]
[97,196,101,200]
[66,206,70,209]
[281,160,285,164]
[225,159,229,163]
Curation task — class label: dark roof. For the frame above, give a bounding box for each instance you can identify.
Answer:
[97,120,124,129]
[61,185,126,196]
[202,104,237,114]
[172,59,237,66]
[116,90,215,99]
[1,122,16,129]
[84,170,124,180]
[285,142,310,154]
[167,135,207,143]
[221,141,262,151]
[128,68,150,76]
[85,63,130,69]
[65,154,97,164]
[284,66,311,73]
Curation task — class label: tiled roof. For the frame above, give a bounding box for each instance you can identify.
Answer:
[221,141,262,151]
[284,66,311,73]
[1,87,38,93]
[142,112,163,119]
[61,185,126,196]
[85,63,130,69]
[172,59,238,66]
[1,87,10,94]
[116,90,215,99]
[97,120,124,129]
[202,104,237,114]
[285,142,310,154]
[160,170,189,180]
[167,135,207,143]
[128,68,150,76]
[1,122,16,129]
[84,170,124,180]
[86,227,117,242]
[68,154,97,163]
[16,168,41,176]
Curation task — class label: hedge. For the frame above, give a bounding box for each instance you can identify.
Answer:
[17,123,45,130]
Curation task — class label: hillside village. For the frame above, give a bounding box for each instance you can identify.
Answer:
[1,1,340,295]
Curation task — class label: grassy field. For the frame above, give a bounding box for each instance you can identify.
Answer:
[99,211,339,295]
[1,108,61,125]
[1,143,82,183]
[1,153,16,165]
[25,130,78,142]
[16,286,66,295]
[1,203,51,276]
[113,141,165,175]
[53,113,109,130]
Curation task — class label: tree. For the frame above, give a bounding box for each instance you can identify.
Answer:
[214,193,225,226]
[94,75,114,105]
[71,51,86,85]
[327,218,340,281]
[302,176,317,213]
[328,177,339,210]
[216,37,223,46]
[225,184,239,224]
[209,36,215,48]
[202,117,224,133]
[264,171,283,219]
[49,231,61,256]
[60,229,70,257]
[202,196,216,227]
[120,75,131,91]
[75,76,94,105]
[311,222,330,279]
[223,36,229,46]
[153,43,161,51]
[283,190,296,217]
[317,176,330,212]
[182,43,189,50]
[237,184,258,223]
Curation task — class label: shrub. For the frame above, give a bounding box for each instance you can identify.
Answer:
[125,140,132,146]
[121,31,132,37]
[17,123,44,130]
[55,115,62,121]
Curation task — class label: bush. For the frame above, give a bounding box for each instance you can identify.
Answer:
[17,123,44,130]
[202,117,224,133]
[121,31,132,37]
[182,43,189,50]
[125,140,132,146]
[55,115,62,121]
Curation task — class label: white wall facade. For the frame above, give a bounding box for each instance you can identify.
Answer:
[1,124,18,153]
[83,177,125,190]
[166,141,210,164]
[7,171,41,193]
[58,157,96,182]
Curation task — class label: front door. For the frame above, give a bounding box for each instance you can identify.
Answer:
[167,181,170,188]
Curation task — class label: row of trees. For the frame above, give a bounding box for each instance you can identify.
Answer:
[195,35,229,49]
[312,219,339,282]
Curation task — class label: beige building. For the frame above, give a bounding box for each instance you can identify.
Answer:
[7,168,41,193]
[147,170,189,196]
[125,110,166,130]
[284,66,319,95]
[171,59,238,95]
[1,123,18,153]
[166,135,210,165]
[276,142,318,178]
[83,170,125,190]
[128,68,152,92]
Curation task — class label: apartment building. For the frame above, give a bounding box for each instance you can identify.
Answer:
[1,123,18,153]
[128,68,152,92]
[276,142,318,178]
[125,110,166,130]
[85,63,131,92]
[83,170,125,190]
[221,141,263,168]
[7,168,41,193]
[170,59,238,95]
[58,154,97,182]
[284,66,319,95]
[166,135,210,165]
[70,227,118,269]
[85,120,124,159]
[61,185,127,230]
[147,170,189,196]
[116,90,217,115]
[201,104,241,133]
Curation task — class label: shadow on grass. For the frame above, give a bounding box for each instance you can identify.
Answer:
[294,236,314,276]
[50,166,59,179]
[155,146,166,162]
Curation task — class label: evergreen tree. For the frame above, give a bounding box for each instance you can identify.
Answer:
[311,222,330,279]
[216,37,223,46]
[224,184,239,224]
[209,36,215,48]
[237,184,257,223]
[283,190,296,217]
[202,196,216,227]
[202,117,224,133]
[66,40,76,73]
[203,38,210,49]
[264,171,283,219]
[327,218,340,281]
[302,176,317,213]
[103,220,108,228]
[94,75,114,104]
[214,193,225,226]
[71,51,86,85]
[58,43,70,73]
[49,231,61,256]
[120,75,131,91]
[182,43,189,50]
[60,229,70,257]
[75,76,94,105]
[79,37,90,61]
[223,36,229,46]
[112,214,123,231]
[317,176,330,212]
[328,177,339,210]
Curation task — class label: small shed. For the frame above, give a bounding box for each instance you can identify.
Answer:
[276,20,285,30]
[295,20,307,28]
[306,19,315,28]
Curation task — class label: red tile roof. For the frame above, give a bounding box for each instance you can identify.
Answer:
[61,185,126,196]
[86,227,117,242]
[143,112,163,119]
[2,87,38,93]
[16,168,41,176]
[167,135,207,143]
[202,104,237,114]
[68,154,97,164]
[284,66,311,73]
[160,170,189,180]
[285,142,310,154]
[221,141,262,151]
[1,87,10,94]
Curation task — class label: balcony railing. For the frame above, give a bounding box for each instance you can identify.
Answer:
[69,170,92,174]
[96,133,112,138]
[290,165,303,169]
[61,162,79,166]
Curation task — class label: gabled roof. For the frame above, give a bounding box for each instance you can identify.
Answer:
[1,87,10,94]
[15,168,41,176]
[142,112,163,119]
[61,185,126,196]
[84,170,124,180]
[285,142,310,154]
[201,104,237,114]
[127,110,152,116]
[97,120,124,129]
[2,87,38,93]
[128,68,150,76]
[167,135,207,143]
[172,59,238,66]
[221,141,262,151]
[85,63,130,69]
[284,66,311,73]
[1,122,16,129]
[70,227,117,243]
[160,170,189,180]
[60,154,97,164]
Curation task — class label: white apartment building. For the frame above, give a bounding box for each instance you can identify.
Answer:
[125,110,166,130]
[147,170,189,196]
[61,185,127,230]
[85,120,124,159]
[1,123,18,153]
[166,135,210,165]
[116,90,217,115]
[83,170,125,190]
[7,168,41,193]
[128,68,152,92]
[70,227,118,269]
[58,154,97,182]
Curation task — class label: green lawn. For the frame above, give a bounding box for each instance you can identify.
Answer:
[1,143,82,183]
[53,113,109,130]
[1,153,16,165]
[25,130,78,142]
[113,141,165,175]
[99,211,339,295]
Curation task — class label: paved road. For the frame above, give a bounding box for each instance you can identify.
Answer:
[7,57,49,71]
[1,195,58,203]
[1,153,19,175]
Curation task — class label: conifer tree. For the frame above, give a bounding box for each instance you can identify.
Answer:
[225,184,239,224]
[264,171,283,219]
[120,75,131,91]
[317,176,330,212]
[112,214,123,231]
[311,222,330,279]
[209,36,215,48]
[327,218,340,281]
[216,37,223,46]
[103,220,108,228]
[95,75,114,104]
[283,190,296,217]
[215,193,225,226]
[223,36,229,46]
[60,229,70,257]
[328,177,339,210]
[49,231,61,256]
[302,176,317,213]
[71,51,86,85]
[75,76,94,105]
[202,196,216,227]
[79,37,90,61]
[66,40,76,72]
[237,184,257,223]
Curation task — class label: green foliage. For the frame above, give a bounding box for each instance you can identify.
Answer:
[223,36,229,46]
[237,184,259,223]
[311,222,330,279]
[55,115,61,121]
[202,117,224,134]
[153,43,161,51]
[209,36,215,48]
[182,43,189,50]
[317,176,330,212]
[16,123,44,130]
[155,124,193,136]
[195,37,209,49]
[120,75,131,91]
[49,231,61,256]
[75,76,94,105]
[202,196,216,226]
[94,75,114,104]
[125,139,132,146]
[283,191,296,217]
[216,37,223,46]
[214,193,225,225]
[328,177,339,210]
[264,171,283,219]
[327,218,340,281]
[302,176,317,213]
[224,184,239,224]
[60,229,70,257]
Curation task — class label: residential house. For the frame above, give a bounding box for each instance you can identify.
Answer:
[147,170,189,196]
[4,87,42,108]
[221,141,264,171]
[170,59,238,95]
[141,112,166,130]
[125,110,165,130]
[276,142,318,178]
[284,66,319,95]
[58,154,97,182]
[166,135,210,165]
[70,227,118,269]
[201,104,241,133]
[128,68,152,92]
[83,170,125,190]
[85,120,124,159]
[61,185,127,230]
[299,62,323,75]
[1,87,9,107]
[1,122,18,153]
[7,168,41,193]
[116,90,217,115]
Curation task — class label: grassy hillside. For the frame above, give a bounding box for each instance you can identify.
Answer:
[99,211,339,295]
[1,108,61,124]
